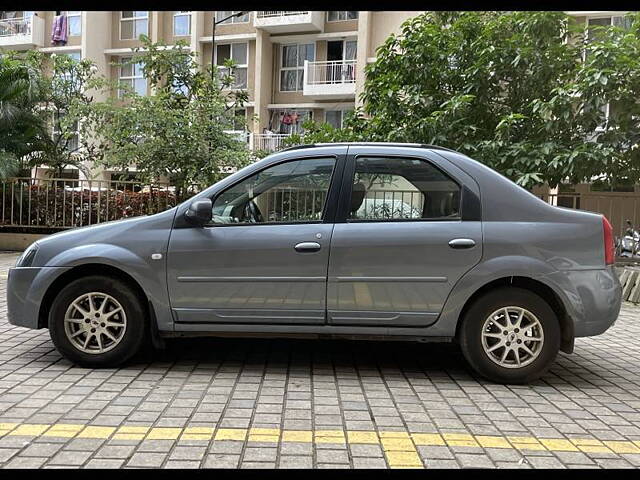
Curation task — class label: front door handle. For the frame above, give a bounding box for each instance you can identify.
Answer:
[294,242,321,253]
[448,238,476,249]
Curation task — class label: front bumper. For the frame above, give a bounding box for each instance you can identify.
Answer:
[7,266,71,329]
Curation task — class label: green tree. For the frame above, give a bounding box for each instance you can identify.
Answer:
[294,11,640,189]
[81,36,251,196]
[2,50,98,176]
[0,55,43,179]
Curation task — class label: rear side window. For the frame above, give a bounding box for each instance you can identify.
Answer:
[348,156,461,221]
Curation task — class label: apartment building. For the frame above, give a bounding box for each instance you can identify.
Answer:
[0,10,630,180]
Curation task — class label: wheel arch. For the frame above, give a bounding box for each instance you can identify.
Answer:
[454,276,574,354]
[38,263,152,330]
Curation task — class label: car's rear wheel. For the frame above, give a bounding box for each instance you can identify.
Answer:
[49,275,148,368]
[459,287,560,384]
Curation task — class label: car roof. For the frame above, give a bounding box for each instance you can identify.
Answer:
[280,142,457,154]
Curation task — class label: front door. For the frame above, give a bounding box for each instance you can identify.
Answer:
[167,155,342,325]
[327,147,483,327]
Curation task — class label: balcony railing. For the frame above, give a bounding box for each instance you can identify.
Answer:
[250,134,292,153]
[255,11,308,19]
[0,17,31,36]
[253,11,323,33]
[0,15,44,48]
[303,60,357,97]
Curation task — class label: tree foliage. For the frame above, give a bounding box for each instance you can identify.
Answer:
[1,50,97,176]
[80,35,251,194]
[293,11,640,189]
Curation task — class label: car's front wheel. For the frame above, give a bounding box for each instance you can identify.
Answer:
[458,287,560,384]
[49,275,148,368]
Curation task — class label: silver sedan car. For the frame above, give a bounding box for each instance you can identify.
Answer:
[7,143,622,383]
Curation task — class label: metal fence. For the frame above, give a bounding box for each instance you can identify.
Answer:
[3,176,640,239]
[250,134,292,153]
[0,177,198,230]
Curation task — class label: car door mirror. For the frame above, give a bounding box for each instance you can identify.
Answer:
[185,199,213,226]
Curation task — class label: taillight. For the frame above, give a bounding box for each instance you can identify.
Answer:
[602,216,615,265]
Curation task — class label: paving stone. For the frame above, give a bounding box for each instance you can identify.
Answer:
[278,456,313,468]
[0,249,639,470]
[126,452,167,468]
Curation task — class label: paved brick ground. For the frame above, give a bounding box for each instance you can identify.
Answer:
[0,251,640,469]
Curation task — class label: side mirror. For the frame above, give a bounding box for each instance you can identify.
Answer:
[185,199,213,226]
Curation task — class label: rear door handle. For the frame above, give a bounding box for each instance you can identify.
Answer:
[294,242,321,253]
[448,238,476,249]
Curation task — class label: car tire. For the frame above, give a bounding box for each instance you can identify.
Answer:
[458,287,560,384]
[48,275,148,368]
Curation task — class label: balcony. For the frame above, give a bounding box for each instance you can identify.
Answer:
[0,15,44,49]
[303,60,356,99]
[250,133,292,153]
[254,11,324,33]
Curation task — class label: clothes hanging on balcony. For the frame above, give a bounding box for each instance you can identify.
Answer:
[51,14,67,45]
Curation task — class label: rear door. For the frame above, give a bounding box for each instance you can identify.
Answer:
[327,146,483,327]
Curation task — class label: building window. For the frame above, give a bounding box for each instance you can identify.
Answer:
[586,15,633,43]
[216,43,248,89]
[119,57,146,97]
[327,11,358,22]
[269,109,312,135]
[215,11,250,24]
[325,109,353,129]
[280,43,314,92]
[173,11,191,36]
[66,11,81,36]
[120,11,148,40]
[52,111,79,153]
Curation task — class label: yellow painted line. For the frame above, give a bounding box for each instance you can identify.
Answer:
[214,428,246,441]
[282,430,313,443]
[604,441,640,454]
[314,430,346,443]
[508,436,546,451]
[442,433,479,448]
[42,424,85,438]
[385,450,423,468]
[539,438,579,452]
[113,426,149,440]
[412,433,446,446]
[0,423,18,437]
[475,435,513,449]
[248,428,280,443]
[8,424,50,436]
[78,426,117,439]
[3,422,640,459]
[146,427,182,440]
[181,427,214,441]
[347,431,379,444]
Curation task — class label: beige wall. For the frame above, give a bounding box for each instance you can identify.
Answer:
[368,11,421,57]
[324,18,358,33]
[203,12,255,36]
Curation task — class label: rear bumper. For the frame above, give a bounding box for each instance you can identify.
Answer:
[561,266,622,337]
[7,266,71,329]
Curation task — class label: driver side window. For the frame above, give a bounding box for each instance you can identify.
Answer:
[210,157,336,225]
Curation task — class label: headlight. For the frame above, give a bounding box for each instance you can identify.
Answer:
[16,243,39,268]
